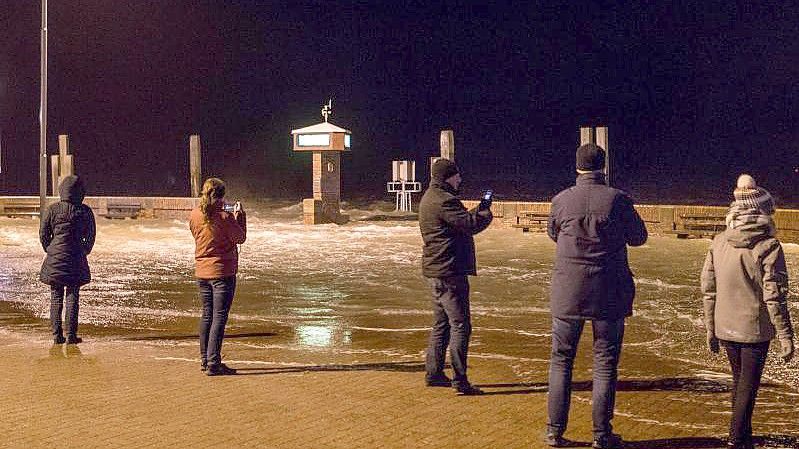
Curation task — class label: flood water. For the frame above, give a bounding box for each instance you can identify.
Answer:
[1,200,798,434]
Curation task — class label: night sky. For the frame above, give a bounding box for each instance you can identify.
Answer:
[1,1,797,205]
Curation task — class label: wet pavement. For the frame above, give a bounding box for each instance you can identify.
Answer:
[1,203,798,446]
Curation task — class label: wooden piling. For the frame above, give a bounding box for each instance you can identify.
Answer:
[580,127,595,146]
[596,127,609,185]
[440,130,455,161]
[189,135,202,197]
[50,155,60,195]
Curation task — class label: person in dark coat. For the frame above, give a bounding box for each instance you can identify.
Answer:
[39,175,96,345]
[701,175,794,449]
[418,158,493,395]
[545,144,647,449]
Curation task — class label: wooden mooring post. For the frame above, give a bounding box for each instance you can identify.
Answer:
[189,135,202,197]
[430,129,455,179]
[579,126,610,186]
[50,134,74,194]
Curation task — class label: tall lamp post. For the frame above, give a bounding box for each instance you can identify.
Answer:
[39,0,48,211]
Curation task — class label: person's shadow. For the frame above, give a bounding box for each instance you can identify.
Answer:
[532,435,798,448]
[120,331,277,341]
[623,435,798,448]
[471,377,780,395]
[234,361,427,375]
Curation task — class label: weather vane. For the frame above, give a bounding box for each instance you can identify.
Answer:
[321,99,332,122]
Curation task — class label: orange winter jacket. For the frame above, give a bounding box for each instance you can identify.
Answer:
[189,205,247,279]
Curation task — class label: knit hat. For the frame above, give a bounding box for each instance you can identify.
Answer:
[733,174,775,215]
[576,143,606,172]
[431,158,460,182]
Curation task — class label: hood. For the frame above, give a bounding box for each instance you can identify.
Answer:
[726,220,775,248]
[59,175,86,204]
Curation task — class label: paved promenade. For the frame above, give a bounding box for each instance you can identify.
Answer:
[0,333,797,449]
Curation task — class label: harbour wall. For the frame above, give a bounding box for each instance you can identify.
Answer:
[464,200,799,243]
[0,196,198,220]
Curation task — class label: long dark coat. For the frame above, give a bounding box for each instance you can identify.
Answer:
[39,176,96,286]
[547,172,648,320]
[419,180,493,278]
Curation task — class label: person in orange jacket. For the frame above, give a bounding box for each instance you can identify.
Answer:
[189,178,246,376]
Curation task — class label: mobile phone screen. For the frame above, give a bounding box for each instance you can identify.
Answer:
[483,190,493,201]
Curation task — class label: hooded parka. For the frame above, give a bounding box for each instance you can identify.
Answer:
[701,220,794,343]
[39,176,96,286]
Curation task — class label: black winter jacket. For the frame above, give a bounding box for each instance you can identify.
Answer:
[547,172,647,319]
[419,180,493,278]
[39,176,96,286]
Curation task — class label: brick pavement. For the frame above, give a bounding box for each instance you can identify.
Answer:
[0,335,796,449]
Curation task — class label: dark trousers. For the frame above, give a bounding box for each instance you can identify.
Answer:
[197,277,236,367]
[425,275,471,386]
[50,284,80,338]
[721,340,770,444]
[547,317,625,439]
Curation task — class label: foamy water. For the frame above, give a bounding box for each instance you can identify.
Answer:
[2,201,799,434]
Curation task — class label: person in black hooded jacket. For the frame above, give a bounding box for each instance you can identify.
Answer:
[39,175,96,344]
[418,158,492,395]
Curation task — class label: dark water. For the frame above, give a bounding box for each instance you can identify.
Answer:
[1,201,798,433]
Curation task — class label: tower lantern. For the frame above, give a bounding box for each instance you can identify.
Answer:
[291,100,351,224]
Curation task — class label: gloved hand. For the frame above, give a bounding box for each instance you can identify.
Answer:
[707,331,719,354]
[779,338,794,362]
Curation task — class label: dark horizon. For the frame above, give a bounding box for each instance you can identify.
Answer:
[1,2,797,206]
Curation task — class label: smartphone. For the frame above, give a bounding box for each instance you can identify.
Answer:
[482,190,493,201]
[223,201,241,213]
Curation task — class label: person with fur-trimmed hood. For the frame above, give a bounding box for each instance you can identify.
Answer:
[701,174,794,449]
[39,175,96,345]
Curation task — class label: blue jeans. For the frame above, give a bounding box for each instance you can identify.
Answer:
[547,317,625,439]
[197,277,236,367]
[50,284,80,339]
[425,275,471,386]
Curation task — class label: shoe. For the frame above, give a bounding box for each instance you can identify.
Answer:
[201,362,208,372]
[206,363,237,376]
[454,383,484,396]
[545,432,568,447]
[592,433,623,449]
[54,335,66,344]
[425,373,452,387]
[66,336,83,345]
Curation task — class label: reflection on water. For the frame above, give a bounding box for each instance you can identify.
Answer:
[2,200,799,431]
[296,324,351,348]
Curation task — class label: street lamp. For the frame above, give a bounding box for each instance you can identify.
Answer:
[39,0,48,211]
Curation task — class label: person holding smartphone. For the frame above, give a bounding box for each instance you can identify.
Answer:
[418,158,493,395]
[189,177,247,376]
